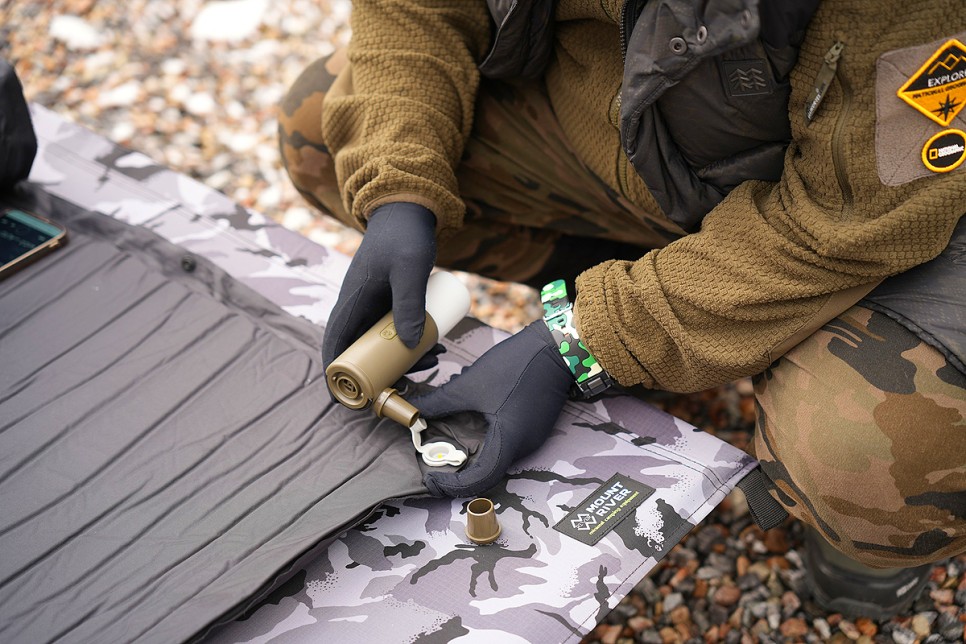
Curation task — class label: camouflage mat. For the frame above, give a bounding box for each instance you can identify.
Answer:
[210,385,757,644]
[25,105,757,642]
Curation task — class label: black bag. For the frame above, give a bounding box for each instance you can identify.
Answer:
[0,59,37,190]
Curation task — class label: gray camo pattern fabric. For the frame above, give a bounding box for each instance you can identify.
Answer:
[26,104,756,642]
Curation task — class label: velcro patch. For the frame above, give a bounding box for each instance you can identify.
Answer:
[876,33,966,186]
[922,129,966,173]
[554,474,654,546]
[897,39,966,127]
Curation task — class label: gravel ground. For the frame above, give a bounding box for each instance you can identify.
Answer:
[3,0,543,333]
[4,2,964,642]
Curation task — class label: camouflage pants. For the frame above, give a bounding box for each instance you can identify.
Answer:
[279,54,966,568]
[754,307,965,568]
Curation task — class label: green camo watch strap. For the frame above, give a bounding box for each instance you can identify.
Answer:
[540,280,614,399]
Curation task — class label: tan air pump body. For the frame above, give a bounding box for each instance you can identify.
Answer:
[325,272,470,428]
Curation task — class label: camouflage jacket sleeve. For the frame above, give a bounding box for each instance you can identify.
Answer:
[576,2,966,393]
[320,1,491,236]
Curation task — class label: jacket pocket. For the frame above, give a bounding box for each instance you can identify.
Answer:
[805,41,854,209]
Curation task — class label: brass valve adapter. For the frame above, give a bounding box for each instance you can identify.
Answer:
[465,498,501,544]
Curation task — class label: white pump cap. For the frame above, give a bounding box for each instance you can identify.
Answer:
[409,418,467,468]
[425,271,471,338]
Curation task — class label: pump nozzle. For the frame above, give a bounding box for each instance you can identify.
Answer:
[326,271,471,429]
[372,388,420,428]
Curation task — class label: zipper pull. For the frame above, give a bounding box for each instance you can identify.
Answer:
[805,41,845,122]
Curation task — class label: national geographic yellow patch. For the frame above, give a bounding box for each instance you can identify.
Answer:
[897,39,966,127]
[921,129,966,173]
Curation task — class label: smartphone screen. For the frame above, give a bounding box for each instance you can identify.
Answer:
[0,209,67,279]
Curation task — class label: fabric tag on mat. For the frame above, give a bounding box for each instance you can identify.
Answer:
[876,32,966,186]
[554,474,655,546]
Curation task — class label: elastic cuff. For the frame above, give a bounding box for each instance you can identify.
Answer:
[575,263,655,388]
[361,192,462,239]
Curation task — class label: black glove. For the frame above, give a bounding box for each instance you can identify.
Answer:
[409,321,573,497]
[322,202,438,375]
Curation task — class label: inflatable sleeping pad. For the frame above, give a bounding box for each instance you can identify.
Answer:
[0,105,758,643]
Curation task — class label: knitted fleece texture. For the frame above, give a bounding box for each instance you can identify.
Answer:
[320,1,490,236]
[546,0,662,217]
[322,0,965,392]
[576,1,966,391]
[320,0,659,234]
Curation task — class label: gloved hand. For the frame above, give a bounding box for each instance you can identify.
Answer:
[409,320,573,497]
[322,202,438,376]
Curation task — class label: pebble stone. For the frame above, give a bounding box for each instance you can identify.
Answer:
[713,585,742,607]
[813,617,832,640]
[7,4,966,644]
[663,593,684,613]
[49,14,105,50]
[892,626,917,644]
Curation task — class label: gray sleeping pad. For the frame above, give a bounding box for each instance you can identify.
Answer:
[0,188,446,643]
[2,105,759,643]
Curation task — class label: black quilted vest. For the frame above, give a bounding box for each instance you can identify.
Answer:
[479,0,820,232]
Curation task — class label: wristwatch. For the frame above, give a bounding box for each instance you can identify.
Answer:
[540,280,614,399]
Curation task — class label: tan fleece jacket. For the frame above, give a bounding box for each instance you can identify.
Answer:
[320,2,490,235]
[322,0,966,393]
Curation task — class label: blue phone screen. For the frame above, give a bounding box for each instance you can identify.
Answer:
[0,210,61,265]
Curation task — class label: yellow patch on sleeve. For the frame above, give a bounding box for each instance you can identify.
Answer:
[921,128,966,173]
[897,39,966,127]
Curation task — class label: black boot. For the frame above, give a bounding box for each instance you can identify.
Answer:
[803,526,933,620]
